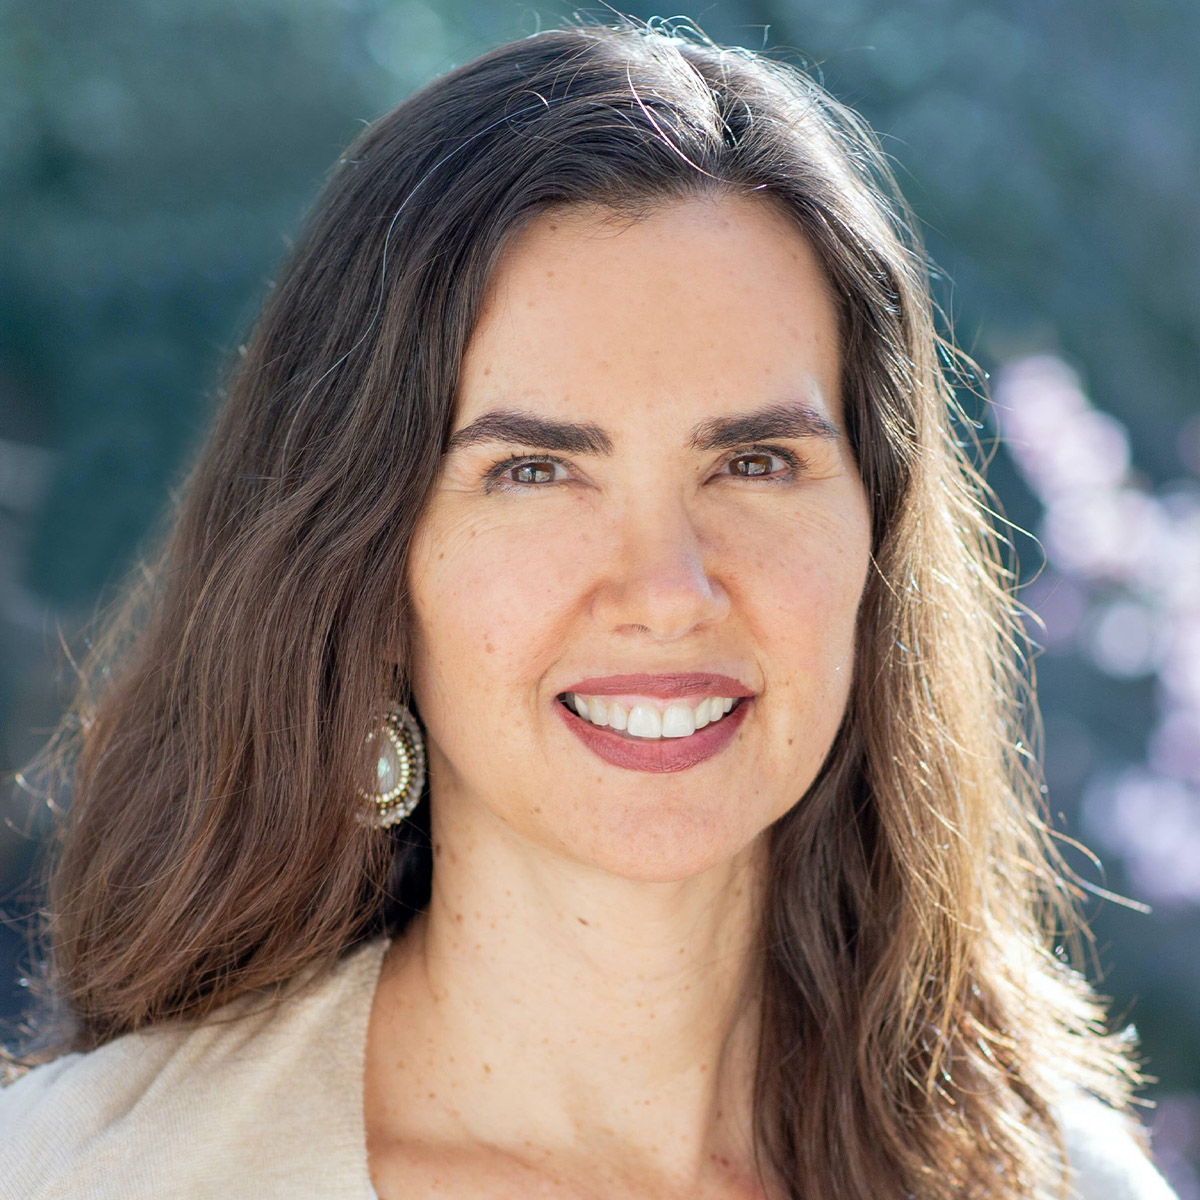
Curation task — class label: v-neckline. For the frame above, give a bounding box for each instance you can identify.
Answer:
[348,935,393,1199]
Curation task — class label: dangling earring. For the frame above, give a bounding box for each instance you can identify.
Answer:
[360,703,426,827]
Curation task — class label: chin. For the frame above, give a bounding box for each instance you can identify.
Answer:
[550,802,767,884]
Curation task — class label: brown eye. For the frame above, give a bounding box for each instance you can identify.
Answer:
[730,453,778,477]
[511,461,557,484]
[484,454,573,492]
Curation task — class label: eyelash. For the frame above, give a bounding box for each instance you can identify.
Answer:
[482,445,807,492]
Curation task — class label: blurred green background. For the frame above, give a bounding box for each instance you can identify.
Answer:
[1,0,1197,1188]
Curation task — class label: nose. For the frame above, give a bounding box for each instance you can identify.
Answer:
[590,496,731,641]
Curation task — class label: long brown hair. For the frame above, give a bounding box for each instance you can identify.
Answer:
[9,17,1139,1199]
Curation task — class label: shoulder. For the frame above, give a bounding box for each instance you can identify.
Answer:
[1059,1092,1179,1200]
[0,937,388,1200]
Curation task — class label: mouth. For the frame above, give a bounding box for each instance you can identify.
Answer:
[554,690,752,774]
[554,691,744,734]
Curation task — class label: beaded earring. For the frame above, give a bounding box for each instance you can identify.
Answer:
[361,703,426,827]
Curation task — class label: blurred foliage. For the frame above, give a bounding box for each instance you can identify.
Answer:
[1,0,1197,1184]
[1,0,457,599]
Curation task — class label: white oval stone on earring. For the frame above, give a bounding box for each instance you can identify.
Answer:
[359,703,426,827]
[375,732,407,796]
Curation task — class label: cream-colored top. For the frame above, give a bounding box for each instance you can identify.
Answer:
[0,940,385,1200]
[0,936,1179,1199]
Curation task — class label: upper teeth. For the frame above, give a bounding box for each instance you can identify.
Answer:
[567,693,737,739]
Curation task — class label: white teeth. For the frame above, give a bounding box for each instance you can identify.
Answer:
[626,703,662,738]
[661,702,696,738]
[566,693,741,738]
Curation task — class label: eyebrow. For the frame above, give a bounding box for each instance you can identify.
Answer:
[444,400,841,456]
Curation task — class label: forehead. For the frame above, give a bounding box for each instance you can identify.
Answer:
[455,193,842,431]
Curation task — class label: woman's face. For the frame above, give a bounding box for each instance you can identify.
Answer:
[406,194,872,882]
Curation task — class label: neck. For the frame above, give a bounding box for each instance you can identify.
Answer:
[372,798,768,1191]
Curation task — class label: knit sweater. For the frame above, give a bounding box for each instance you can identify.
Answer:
[0,937,1180,1199]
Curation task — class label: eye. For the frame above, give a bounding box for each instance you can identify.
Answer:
[722,448,802,480]
[484,454,571,490]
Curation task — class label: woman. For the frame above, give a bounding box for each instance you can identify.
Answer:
[0,18,1179,1200]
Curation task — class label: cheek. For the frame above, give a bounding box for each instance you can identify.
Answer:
[729,503,871,763]
[728,498,871,644]
[407,504,598,703]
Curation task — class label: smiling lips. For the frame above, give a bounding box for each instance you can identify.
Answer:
[556,672,754,773]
